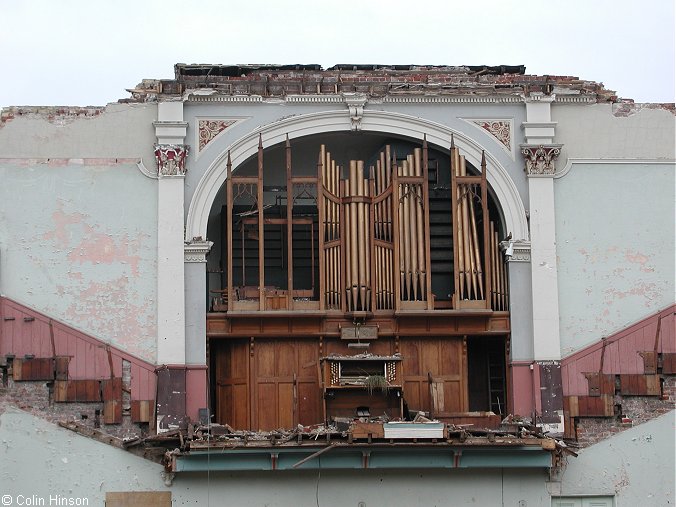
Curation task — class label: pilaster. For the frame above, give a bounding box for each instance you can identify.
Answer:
[520,94,563,362]
[155,102,188,366]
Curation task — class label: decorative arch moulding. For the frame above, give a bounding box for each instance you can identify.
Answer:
[185,109,529,242]
[185,109,529,244]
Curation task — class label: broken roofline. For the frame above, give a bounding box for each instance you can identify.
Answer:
[174,63,528,77]
[120,62,616,103]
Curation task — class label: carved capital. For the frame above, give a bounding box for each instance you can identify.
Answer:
[520,144,562,176]
[343,93,367,131]
[184,238,213,263]
[155,144,188,177]
[501,239,531,263]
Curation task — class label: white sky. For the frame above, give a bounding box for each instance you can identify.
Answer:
[1,0,674,107]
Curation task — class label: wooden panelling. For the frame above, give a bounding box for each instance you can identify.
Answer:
[400,337,466,416]
[662,353,676,374]
[12,358,54,381]
[565,395,614,417]
[156,368,186,431]
[213,338,322,431]
[54,380,101,402]
[215,340,250,429]
[561,305,675,396]
[619,374,661,396]
[131,400,153,423]
[104,400,122,424]
[102,377,122,401]
[54,356,70,380]
[252,339,320,431]
[0,297,156,405]
[639,351,657,374]
[538,362,563,423]
[105,492,171,507]
[583,373,615,397]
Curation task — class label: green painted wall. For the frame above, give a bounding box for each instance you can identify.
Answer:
[555,162,675,355]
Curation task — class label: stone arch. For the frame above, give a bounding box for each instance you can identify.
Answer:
[185,109,528,242]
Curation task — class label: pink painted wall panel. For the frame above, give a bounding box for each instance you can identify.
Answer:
[0,296,156,401]
[186,368,208,423]
[510,363,534,417]
[660,313,675,353]
[562,305,675,396]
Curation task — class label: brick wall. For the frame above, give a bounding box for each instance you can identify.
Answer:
[574,375,675,448]
[0,377,150,440]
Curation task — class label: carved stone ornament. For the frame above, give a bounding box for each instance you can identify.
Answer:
[500,239,531,263]
[198,119,237,152]
[155,144,188,177]
[520,144,562,176]
[184,239,213,263]
[471,119,512,151]
[343,93,367,131]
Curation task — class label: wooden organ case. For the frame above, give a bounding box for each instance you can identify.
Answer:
[209,135,511,431]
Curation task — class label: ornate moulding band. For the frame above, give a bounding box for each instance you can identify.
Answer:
[501,240,531,263]
[155,144,189,177]
[520,144,563,176]
[184,239,213,263]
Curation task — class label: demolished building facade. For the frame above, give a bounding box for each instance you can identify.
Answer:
[0,64,674,506]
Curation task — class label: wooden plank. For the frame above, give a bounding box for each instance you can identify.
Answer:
[584,372,615,396]
[104,400,122,424]
[131,400,153,423]
[576,395,613,417]
[102,377,122,401]
[564,396,579,417]
[105,492,171,507]
[54,380,101,402]
[619,374,659,395]
[55,356,70,380]
[662,353,676,374]
[12,358,54,381]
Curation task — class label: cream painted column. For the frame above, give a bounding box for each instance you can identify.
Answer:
[154,102,188,365]
[521,94,562,361]
[520,93,564,430]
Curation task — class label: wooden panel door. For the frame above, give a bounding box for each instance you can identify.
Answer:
[400,337,467,416]
[296,339,321,426]
[252,339,320,431]
[215,340,250,429]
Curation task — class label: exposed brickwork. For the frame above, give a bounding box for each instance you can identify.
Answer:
[122,64,627,104]
[0,377,150,440]
[0,106,105,128]
[574,375,675,448]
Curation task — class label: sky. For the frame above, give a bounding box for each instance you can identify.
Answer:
[1,0,674,107]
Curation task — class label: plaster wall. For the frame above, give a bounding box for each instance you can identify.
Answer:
[0,407,555,507]
[559,410,675,506]
[554,162,675,356]
[553,104,675,160]
[0,161,158,361]
[0,103,157,162]
[509,260,535,361]
[157,177,185,365]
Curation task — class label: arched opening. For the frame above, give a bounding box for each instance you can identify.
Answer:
[206,131,509,312]
[190,110,528,432]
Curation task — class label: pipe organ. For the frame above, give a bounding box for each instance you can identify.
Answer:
[225,136,509,313]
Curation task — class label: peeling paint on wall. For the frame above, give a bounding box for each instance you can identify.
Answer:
[555,163,675,355]
[0,162,158,361]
